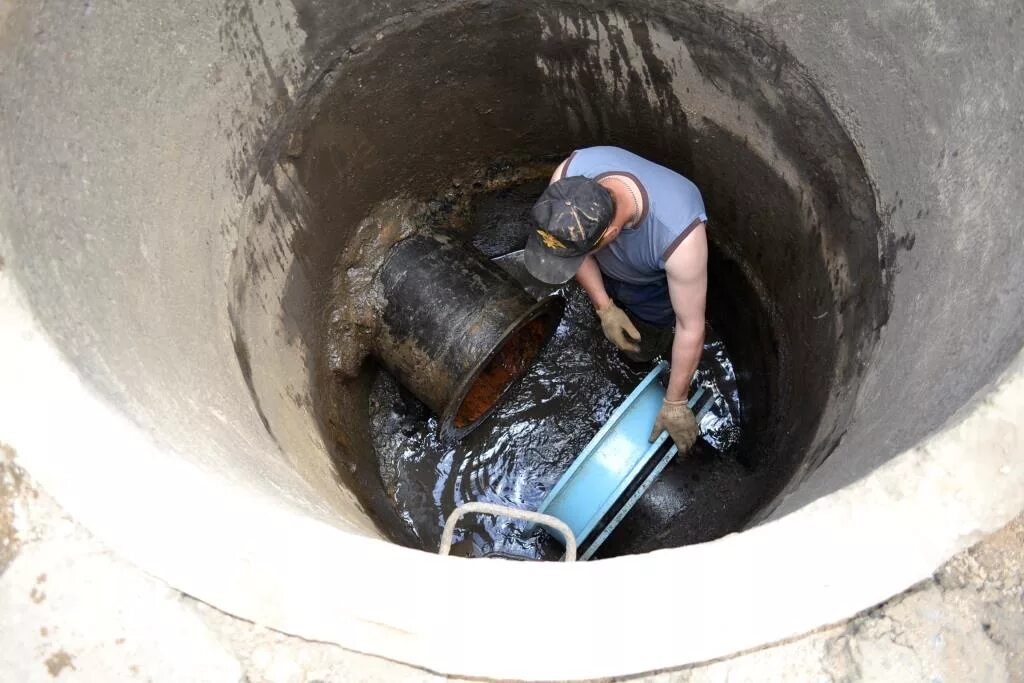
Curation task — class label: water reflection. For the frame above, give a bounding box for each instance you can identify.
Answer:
[370,281,743,560]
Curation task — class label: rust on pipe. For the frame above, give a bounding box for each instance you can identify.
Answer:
[374,232,563,439]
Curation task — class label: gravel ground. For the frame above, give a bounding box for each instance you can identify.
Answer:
[2,442,1021,682]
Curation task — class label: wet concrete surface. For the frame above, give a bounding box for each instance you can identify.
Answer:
[368,183,765,559]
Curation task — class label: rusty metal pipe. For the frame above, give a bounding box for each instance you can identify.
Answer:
[374,233,563,439]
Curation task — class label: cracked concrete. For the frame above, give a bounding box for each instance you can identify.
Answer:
[1,445,1022,681]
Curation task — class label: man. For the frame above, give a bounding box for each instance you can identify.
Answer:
[524,146,707,454]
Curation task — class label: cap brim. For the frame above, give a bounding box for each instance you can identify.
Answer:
[523,234,586,285]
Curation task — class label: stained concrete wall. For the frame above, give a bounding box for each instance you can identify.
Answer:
[763,0,1024,514]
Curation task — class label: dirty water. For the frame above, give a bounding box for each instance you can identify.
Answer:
[367,184,750,560]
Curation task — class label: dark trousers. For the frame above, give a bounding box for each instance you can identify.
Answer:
[622,316,674,362]
[602,273,675,363]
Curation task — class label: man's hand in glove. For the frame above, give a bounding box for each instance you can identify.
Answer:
[596,301,641,354]
[650,398,699,454]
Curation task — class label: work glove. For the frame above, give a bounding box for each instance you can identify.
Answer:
[650,399,699,454]
[596,301,641,354]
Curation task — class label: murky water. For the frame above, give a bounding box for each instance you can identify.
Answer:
[368,180,756,559]
[370,281,744,559]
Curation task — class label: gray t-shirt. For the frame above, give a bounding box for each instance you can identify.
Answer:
[558,146,707,285]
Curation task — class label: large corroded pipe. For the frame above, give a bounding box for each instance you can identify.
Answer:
[374,233,563,438]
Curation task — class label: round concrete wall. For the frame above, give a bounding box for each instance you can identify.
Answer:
[1,0,1022,679]
[293,1,886,552]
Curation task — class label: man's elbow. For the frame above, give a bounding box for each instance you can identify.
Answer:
[675,319,705,346]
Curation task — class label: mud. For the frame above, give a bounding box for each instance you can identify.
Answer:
[1,442,29,572]
[323,197,419,380]
[322,164,555,383]
[317,165,565,540]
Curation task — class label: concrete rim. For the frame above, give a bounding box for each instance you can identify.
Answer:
[3,273,1021,681]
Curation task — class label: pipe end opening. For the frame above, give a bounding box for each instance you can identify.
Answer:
[447,300,562,438]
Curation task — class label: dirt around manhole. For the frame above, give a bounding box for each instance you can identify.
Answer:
[1,442,32,573]
[43,649,75,677]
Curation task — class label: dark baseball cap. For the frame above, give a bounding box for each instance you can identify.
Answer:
[524,176,614,284]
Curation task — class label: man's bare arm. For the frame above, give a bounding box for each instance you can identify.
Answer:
[575,255,611,311]
[664,224,708,402]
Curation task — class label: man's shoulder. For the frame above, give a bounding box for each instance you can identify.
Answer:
[662,221,708,275]
[569,147,704,207]
[573,146,643,164]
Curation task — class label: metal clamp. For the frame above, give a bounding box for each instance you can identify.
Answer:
[437,501,577,562]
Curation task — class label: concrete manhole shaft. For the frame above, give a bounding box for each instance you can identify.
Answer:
[0,0,1021,679]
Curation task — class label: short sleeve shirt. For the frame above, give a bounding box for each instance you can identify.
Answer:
[558,146,707,285]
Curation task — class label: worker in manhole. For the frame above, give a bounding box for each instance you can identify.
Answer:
[525,146,708,455]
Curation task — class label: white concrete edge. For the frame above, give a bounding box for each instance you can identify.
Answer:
[2,272,1022,680]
